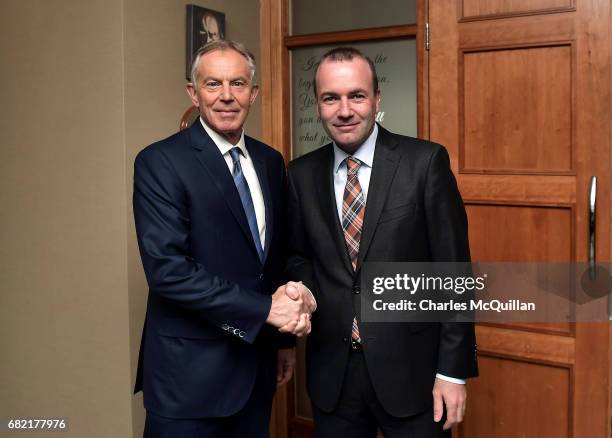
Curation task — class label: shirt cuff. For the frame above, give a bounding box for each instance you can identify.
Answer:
[436,373,466,385]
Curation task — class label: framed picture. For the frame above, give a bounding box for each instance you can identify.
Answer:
[186,5,225,80]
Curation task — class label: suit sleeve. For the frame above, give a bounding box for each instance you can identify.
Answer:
[286,164,319,302]
[133,147,271,344]
[424,145,478,379]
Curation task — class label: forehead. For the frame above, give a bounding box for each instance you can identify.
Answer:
[316,58,374,94]
[198,49,249,77]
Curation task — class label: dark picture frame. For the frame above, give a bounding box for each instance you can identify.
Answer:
[186,5,225,80]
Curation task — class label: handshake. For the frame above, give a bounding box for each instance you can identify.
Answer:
[266,281,316,337]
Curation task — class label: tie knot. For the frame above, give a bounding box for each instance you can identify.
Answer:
[346,157,361,175]
[229,147,243,163]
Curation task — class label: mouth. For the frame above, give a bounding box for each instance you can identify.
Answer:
[214,109,240,117]
[333,122,359,132]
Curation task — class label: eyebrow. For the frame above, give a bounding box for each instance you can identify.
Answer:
[201,75,250,83]
[320,88,369,96]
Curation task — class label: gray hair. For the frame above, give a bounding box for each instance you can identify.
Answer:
[190,40,256,88]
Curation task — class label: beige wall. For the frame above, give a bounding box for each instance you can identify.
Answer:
[0,0,132,436]
[0,0,261,437]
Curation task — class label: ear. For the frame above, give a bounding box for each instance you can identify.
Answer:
[375,89,381,113]
[186,82,199,107]
[249,84,260,105]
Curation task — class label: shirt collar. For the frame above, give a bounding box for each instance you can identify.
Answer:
[200,117,248,158]
[333,123,378,174]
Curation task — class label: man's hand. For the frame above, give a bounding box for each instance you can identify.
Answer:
[279,282,315,337]
[433,378,467,430]
[266,284,303,328]
[284,281,316,313]
[266,283,312,332]
[277,348,296,386]
[279,312,311,337]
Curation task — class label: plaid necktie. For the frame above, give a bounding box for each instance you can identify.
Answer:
[229,147,264,262]
[342,157,365,343]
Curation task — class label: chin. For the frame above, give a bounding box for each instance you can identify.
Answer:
[212,122,237,132]
[336,135,359,147]
[335,142,360,154]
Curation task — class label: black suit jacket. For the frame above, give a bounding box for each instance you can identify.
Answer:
[133,121,291,419]
[287,125,478,417]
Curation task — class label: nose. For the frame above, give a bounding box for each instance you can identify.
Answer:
[220,82,233,102]
[338,97,352,119]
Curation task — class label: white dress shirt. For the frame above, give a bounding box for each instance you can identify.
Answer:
[331,124,464,385]
[201,119,317,313]
[332,124,378,219]
[201,118,266,249]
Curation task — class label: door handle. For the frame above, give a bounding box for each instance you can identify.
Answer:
[588,176,596,268]
[587,177,612,320]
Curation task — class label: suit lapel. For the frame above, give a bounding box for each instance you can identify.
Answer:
[187,122,261,263]
[247,139,273,263]
[357,127,400,269]
[315,145,354,274]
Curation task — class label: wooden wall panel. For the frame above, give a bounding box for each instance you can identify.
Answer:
[460,44,573,174]
[486,321,572,336]
[475,325,574,363]
[431,0,611,436]
[466,203,574,334]
[466,204,573,262]
[459,355,571,438]
[461,0,573,21]
[458,175,576,205]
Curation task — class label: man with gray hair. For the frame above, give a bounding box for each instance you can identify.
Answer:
[133,40,315,437]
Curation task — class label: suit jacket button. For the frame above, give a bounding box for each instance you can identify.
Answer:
[353,286,361,294]
[342,337,349,344]
[259,273,264,281]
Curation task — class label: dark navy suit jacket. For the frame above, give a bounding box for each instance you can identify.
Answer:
[133,121,291,418]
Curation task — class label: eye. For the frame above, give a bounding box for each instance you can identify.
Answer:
[205,80,221,89]
[231,80,247,88]
[321,95,338,103]
[351,93,366,101]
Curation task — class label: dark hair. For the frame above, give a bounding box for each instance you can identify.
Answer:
[313,47,379,97]
[190,40,256,88]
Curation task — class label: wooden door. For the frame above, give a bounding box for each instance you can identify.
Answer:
[428,1,611,437]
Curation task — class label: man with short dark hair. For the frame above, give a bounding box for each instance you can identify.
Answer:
[287,47,478,437]
[133,40,314,438]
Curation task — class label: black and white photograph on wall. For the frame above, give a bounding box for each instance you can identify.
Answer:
[186,4,225,79]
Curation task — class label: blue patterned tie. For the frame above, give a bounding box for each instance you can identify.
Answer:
[229,147,264,262]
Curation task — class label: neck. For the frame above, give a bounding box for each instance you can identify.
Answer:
[221,131,241,145]
[200,118,242,145]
